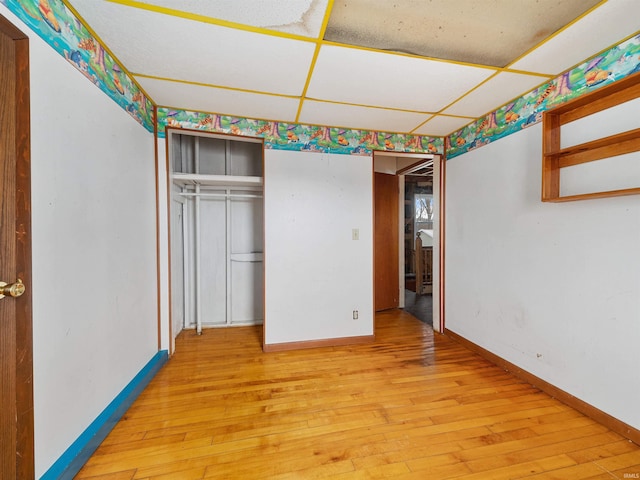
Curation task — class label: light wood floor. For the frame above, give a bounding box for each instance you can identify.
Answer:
[75,310,640,479]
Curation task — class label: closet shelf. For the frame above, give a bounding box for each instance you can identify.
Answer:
[172,173,263,188]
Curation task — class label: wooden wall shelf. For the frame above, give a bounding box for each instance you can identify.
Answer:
[542,71,640,202]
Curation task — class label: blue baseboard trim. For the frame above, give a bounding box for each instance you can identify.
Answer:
[40,350,169,480]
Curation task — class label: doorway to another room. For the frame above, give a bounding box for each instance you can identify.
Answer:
[403,175,434,326]
[373,153,442,331]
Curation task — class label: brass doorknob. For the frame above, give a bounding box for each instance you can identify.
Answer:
[0,279,25,299]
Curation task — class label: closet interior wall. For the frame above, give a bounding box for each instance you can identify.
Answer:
[169,131,264,337]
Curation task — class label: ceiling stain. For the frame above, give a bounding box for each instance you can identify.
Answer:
[324,0,601,67]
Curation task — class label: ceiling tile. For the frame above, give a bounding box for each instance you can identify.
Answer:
[509,0,640,75]
[325,0,600,67]
[136,77,300,122]
[306,45,496,112]
[70,0,316,95]
[413,115,473,137]
[298,100,431,133]
[65,0,635,137]
[444,72,549,118]
[131,0,330,37]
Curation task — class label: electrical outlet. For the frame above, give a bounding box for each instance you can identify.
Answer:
[353,310,358,320]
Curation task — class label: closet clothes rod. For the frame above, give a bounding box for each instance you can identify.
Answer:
[178,192,263,199]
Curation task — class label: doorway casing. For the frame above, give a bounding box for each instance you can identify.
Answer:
[373,151,445,332]
[0,13,33,479]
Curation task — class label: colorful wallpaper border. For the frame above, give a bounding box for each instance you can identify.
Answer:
[157,109,444,156]
[3,0,638,159]
[1,0,154,132]
[446,34,640,159]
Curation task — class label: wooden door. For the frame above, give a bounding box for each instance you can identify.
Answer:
[374,172,399,311]
[0,14,33,480]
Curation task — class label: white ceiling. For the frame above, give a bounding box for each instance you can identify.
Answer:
[68,0,640,137]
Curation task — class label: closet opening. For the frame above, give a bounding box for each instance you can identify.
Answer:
[168,130,264,343]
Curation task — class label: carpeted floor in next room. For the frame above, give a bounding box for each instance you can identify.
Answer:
[403,289,433,326]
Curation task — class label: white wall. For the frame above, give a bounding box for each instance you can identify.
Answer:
[0,6,159,476]
[264,150,373,345]
[445,123,640,429]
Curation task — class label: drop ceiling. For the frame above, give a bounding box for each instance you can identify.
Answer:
[67,0,640,137]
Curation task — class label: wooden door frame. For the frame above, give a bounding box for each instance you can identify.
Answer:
[0,13,33,480]
[373,151,445,332]
[438,154,446,333]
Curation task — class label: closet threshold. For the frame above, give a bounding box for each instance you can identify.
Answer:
[172,173,263,188]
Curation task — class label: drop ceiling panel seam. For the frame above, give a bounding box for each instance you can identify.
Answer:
[70,0,318,96]
[320,39,500,72]
[294,0,336,122]
[320,39,559,79]
[443,72,556,118]
[156,105,299,126]
[304,97,458,116]
[122,0,589,82]
[117,0,331,37]
[157,104,436,138]
[64,0,638,138]
[444,30,640,137]
[133,73,301,99]
[298,100,432,133]
[64,0,157,105]
[410,116,436,135]
[307,44,497,112]
[503,0,607,70]
[140,77,302,123]
[106,0,319,42]
[510,0,640,74]
[537,27,640,77]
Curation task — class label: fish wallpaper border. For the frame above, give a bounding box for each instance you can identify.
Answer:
[1,0,155,132]
[157,109,444,156]
[446,34,640,159]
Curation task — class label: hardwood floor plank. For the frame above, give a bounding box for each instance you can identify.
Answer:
[487,409,587,434]
[403,461,474,479]
[74,311,639,479]
[75,471,137,480]
[98,431,147,447]
[596,449,640,471]
[135,465,207,480]
[522,462,616,479]
[446,454,577,480]
[611,466,640,479]
[91,433,187,456]
[84,437,214,467]
[200,449,356,479]
[324,461,411,479]
[268,460,359,480]
[428,400,568,426]
[462,431,623,473]
[580,474,623,480]
[567,440,640,463]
